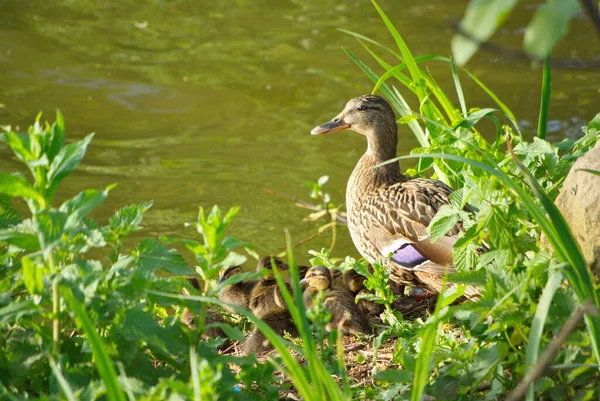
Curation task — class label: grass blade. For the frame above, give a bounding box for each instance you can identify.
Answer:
[524,268,564,401]
[537,55,552,139]
[49,358,77,401]
[62,288,127,401]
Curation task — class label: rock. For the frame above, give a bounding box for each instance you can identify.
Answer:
[546,141,600,277]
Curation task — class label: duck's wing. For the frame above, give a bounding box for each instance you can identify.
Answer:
[364,178,462,275]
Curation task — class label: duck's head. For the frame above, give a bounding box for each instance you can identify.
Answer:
[311,95,396,139]
[217,265,243,284]
[257,256,288,280]
[301,265,332,291]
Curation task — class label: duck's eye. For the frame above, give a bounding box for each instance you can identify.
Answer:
[357,105,366,111]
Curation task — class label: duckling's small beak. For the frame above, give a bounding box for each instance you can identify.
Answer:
[299,278,309,289]
[217,275,227,284]
[310,118,350,135]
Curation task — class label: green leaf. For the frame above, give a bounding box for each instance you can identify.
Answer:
[428,205,460,243]
[374,369,413,383]
[0,229,39,250]
[134,239,195,276]
[46,133,94,199]
[0,194,21,228]
[34,210,67,257]
[107,201,153,239]
[60,186,113,229]
[451,0,519,65]
[209,322,245,342]
[524,0,579,59]
[22,256,44,295]
[62,287,127,401]
[0,174,44,204]
[48,111,66,162]
[1,131,35,162]
[454,108,498,129]
[0,300,41,324]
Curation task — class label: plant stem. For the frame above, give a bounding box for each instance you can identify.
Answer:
[49,253,60,357]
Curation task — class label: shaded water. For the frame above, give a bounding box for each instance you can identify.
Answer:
[1,1,599,262]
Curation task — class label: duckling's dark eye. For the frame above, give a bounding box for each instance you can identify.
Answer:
[357,105,366,111]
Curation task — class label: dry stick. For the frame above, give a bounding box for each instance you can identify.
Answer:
[580,0,600,40]
[449,19,600,70]
[506,301,599,401]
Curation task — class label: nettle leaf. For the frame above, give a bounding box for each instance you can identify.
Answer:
[0,300,42,324]
[0,173,44,204]
[22,255,44,295]
[134,239,194,276]
[1,131,35,162]
[46,133,94,199]
[0,194,21,228]
[47,111,66,162]
[34,210,67,257]
[60,186,113,230]
[428,205,460,243]
[0,229,39,250]
[108,201,154,238]
[210,323,245,342]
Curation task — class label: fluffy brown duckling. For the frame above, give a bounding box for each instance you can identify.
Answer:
[181,278,228,342]
[248,256,290,318]
[242,309,299,355]
[343,269,385,316]
[218,265,258,312]
[302,265,370,335]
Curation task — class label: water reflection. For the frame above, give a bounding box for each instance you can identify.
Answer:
[0,0,598,262]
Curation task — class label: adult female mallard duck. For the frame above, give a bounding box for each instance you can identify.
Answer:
[311,95,479,298]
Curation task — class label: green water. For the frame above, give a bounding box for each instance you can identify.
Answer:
[1,1,598,263]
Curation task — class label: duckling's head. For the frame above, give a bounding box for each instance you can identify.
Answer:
[311,95,396,143]
[257,256,288,280]
[303,265,332,291]
[217,265,243,284]
[343,269,366,293]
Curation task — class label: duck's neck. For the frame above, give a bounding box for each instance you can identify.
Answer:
[346,127,405,210]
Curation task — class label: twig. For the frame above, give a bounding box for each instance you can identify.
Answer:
[580,0,600,40]
[506,301,598,401]
[449,18,600,70]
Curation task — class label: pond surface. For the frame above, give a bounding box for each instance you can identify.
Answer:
[1,0,598,263]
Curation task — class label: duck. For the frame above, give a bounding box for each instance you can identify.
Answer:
[218,265,258,312]
[248,256,291,317]
[343,269,385,316]
[242,309,299,355]
[302,265,371,335]
[311,95,480,298]
[180,277,228,344]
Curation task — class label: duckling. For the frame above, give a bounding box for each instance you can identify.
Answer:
[330,268,346,291]
[248,256,290,317]
[343,269,385,316]
[302,265,371,335]
[218,265,258,312]
[180,277,227,342]
[242,309,299,355]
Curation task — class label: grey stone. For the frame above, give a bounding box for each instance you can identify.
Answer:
[548,141,600,277]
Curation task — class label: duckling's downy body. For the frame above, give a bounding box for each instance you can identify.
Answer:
[343,269,384,316]
[303,265,370,335]
[218,265,258,312]
[242,310,299,355]
[181,277,228,343]
[249,257,290,317]
[311,95,480,299]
